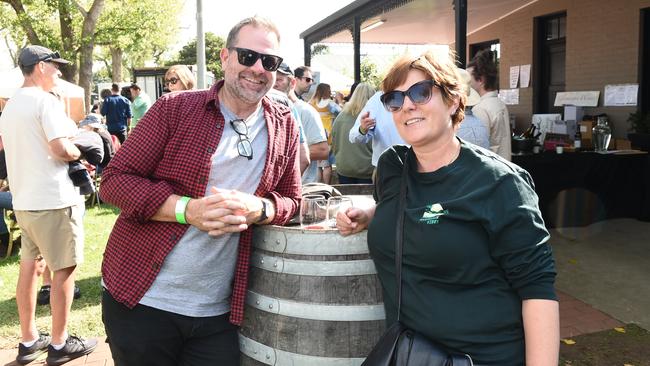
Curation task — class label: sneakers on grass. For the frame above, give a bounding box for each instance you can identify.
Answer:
[46,335,97,366]
[16,332,51,365]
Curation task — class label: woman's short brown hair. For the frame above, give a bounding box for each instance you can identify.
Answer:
[382,49,466,126]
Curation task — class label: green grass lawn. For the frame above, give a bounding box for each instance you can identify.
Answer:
[0,205,119,349]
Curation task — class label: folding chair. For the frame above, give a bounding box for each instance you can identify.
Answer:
[89,171,102,207]
[3,209,20,259]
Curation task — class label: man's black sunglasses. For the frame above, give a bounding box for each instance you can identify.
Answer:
[230,119,253,160]
[230,47,283,72]
[299,76,314,83]
[380,79,439,112]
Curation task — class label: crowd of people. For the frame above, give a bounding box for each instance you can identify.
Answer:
[0,14,558,366]
[270,47,511,187]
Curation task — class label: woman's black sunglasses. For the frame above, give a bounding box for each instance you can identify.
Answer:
[165,77,180,85]
[380,79,439,112]
[231,47,283,72]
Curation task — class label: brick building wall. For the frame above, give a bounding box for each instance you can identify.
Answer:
[466,0,650,138]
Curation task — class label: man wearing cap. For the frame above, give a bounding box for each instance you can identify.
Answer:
[265,64,310,174]
[79,113,116,169]
[101,83,132,144]
[0,45,97,365]
[100,16,300,365]
[128,83,151,130]
[275,64,328,183]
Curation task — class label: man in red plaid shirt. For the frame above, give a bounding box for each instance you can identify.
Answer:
[99,16,301,366]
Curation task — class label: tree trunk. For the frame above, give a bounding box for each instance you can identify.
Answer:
[1,0,42,45]
[102,59,113,80]
[2,0,105,109]
[77,0,106,111]
[110,47,123,82]
[2,35,18,66]
[58,0,77,82]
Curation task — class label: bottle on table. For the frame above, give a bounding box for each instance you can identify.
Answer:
[519,124,536,139]
[574,128,582,151]
[593,116,611,153]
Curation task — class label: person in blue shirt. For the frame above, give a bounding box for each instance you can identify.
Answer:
[348,91,406,181]
[100,83,132,144]
[456,68,490,149]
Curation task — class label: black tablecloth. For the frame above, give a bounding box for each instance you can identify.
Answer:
[512,151,650,228]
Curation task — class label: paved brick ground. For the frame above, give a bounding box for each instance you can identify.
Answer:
[0,289,625,365]
[0,338,112,366]
[558,290,624,339]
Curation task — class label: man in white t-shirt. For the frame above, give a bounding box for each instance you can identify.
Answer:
[0,45,97,365]
[278,65,328,183]
[467,49,512,160]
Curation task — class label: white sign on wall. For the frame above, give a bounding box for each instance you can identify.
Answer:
[604,84,638,106]
[554,91,600,107]
[498,88,519,105]
[519,65,531,88]
[509,66,520,89]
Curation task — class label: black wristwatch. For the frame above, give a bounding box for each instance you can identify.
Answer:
[257,199,269,224]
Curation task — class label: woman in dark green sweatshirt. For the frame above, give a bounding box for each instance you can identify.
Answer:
[336,50,559,365]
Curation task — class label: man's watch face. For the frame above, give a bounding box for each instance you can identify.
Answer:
[259,200,268,223]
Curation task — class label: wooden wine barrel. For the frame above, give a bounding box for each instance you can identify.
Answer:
[240,225,385,366]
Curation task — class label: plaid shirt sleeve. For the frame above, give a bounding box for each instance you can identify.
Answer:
[100,95,178,222]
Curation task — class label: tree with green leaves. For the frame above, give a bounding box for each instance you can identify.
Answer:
[360,58,383,89]
[311,44,330,57]
[94,0,181,82]
[0,0,105,107]
[169,32,225,81]
[1,0,180,109]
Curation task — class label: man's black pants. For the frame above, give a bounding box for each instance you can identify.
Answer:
[102,289,240,366]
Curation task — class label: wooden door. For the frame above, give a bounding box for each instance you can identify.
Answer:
[535,13,566,114]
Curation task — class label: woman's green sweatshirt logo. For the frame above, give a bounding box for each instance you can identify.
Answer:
[419,203,448,224]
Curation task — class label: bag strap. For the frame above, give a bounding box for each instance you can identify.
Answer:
[395,148,409,322]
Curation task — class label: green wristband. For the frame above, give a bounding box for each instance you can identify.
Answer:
[175,196,191,224]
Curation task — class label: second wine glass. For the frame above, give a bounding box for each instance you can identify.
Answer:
[326,196,353,228]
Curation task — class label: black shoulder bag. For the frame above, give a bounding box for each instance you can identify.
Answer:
[362,148,473,366]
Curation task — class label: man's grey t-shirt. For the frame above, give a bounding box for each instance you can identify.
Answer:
[139,102,268,317]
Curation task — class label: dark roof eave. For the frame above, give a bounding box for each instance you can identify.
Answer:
[300,0,414,44]
[299,0,373,39]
